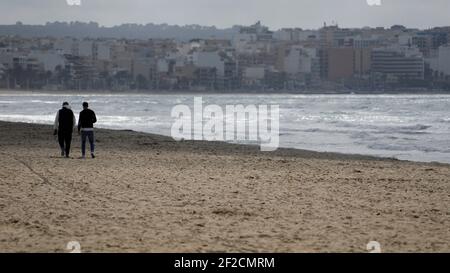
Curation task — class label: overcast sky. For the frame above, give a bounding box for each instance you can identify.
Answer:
[1,0,450,29]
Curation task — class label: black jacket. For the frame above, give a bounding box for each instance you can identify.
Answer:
[78,109,97,131]
[55,107,76,132]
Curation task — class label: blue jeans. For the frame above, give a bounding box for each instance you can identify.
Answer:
[81,131,95,156]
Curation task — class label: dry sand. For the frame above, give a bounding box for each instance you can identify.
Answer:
[0,121,449,253]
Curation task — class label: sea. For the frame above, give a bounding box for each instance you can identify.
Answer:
[0,91,449,164]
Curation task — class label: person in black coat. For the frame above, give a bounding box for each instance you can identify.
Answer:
[78,102,97,159]
[54,102,76,158]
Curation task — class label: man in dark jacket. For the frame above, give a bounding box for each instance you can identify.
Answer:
[54,102,76,158]
[78,102,97,159]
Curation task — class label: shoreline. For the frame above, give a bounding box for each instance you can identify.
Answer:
[2,120,448,165]
[2,120,395,162]
[1,120,449,166]
[0,121,449,252]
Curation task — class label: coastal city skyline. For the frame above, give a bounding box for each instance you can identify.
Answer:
[0,0,449,30]
[1,21,450,92]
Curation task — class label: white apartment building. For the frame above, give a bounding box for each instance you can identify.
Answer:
[30,51,66,71]
[78,40,94,58]
[274,29,317,42]
[96,42,112,61]
[284,46,316,75]
[398,34,414,46]
[232,33,258,52]
[243,66,265,85]
[0,52,14,68]
[193,51,225,77]
[55,38,107,60]
[157,59,169,73]
[352,35,382,48]
[437,45,450,76]
[54,38,77,55]
[428,45,450,76]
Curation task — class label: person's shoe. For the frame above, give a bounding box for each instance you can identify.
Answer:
[91,153,95,159]
[61,150,65,157]
[79,155,86,159]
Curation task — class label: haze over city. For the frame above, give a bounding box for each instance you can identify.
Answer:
[1,0,450,29]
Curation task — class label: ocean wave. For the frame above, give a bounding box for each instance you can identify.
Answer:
[368,143,443,153]
[364,124,432,135]
[399,124,431,131]
[29,100,59,104]
[350,132,378,141]
[436,118,450,123]
[300,128,356,134]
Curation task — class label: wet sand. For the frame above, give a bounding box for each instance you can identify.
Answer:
[0,121,449,253]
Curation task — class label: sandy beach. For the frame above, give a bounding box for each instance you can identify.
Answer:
[0,120,448,253]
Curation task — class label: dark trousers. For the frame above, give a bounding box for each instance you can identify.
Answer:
[58,130,73,156]
[81,131,95,156]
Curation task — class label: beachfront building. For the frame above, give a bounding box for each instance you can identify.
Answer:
[54,38,78,55]
[277,45,319,88]
[318,47,372,82]
[193,50,238,90]
[30,51,66,72]
[273,28,317,42]
[238,21,273,42]
[413,28,450,57]
[352,35,382,49]
[436,45,450,77]
[319,25,352,48]
[95,41,113,61]
[242,66,266,88]
[371,46,425,82]
[427,45,450,79]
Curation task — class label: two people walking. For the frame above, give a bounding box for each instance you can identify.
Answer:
[54,102,97,159]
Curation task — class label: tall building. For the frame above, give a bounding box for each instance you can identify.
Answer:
[432,45,450,77]
[239,21,273,41]
[319,25,351,48]
[193,51,237,89]
[372,47,424,80]
[413,28,450,57]
[326,48,371,81]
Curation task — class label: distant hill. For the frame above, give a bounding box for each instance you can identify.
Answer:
[0,21,241,40]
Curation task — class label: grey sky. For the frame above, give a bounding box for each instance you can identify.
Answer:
[1,0,449,29]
